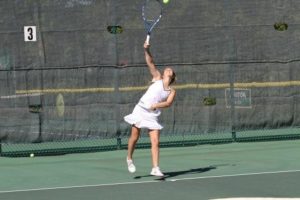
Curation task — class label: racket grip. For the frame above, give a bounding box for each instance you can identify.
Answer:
[146,34,150,45]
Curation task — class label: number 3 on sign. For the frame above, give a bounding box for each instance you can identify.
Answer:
[24,26,37,42]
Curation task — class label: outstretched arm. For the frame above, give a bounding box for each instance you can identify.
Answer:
[144,42,161,81]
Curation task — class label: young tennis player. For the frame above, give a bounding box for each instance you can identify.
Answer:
[124,40,176,177]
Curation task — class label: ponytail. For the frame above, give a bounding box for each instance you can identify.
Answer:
[170,71,176,85]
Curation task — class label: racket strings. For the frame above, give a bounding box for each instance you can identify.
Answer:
[143,0,162,22]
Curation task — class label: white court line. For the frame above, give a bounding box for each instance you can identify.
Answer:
[0,169,300,194]
[167,169,300,182]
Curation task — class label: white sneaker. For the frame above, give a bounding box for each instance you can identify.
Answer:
[150,167,164,177]
[126,158,136,173]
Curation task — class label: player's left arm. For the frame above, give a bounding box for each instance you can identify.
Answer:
[151,89,176,110]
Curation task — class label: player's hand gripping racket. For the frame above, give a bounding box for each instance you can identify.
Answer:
[142,0,163,45]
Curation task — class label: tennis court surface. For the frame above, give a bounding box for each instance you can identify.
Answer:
[1,140,300,200]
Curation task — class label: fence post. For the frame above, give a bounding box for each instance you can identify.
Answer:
[229,35,238,142]
[0,140,2,156]
[229,64,236,142]
[117,137,122,150]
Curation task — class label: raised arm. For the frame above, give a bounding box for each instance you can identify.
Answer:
[144,42,161,81]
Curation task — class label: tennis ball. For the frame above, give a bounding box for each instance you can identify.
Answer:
[30,153,35,158]
[163,0,169,4]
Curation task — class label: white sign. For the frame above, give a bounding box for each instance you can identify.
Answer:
[225,88,252,108]
[24,26,37,42]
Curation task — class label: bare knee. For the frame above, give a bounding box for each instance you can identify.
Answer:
[130,134,139,142]
[149,130,160,147]
[130,126,140,142]
[151,138,159,148]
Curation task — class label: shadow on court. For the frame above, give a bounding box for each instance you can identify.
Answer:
[134,165,218,180]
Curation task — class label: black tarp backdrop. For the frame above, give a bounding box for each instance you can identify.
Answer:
[0,0,299,143]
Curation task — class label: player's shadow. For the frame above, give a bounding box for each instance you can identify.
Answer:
[134,165,219,181]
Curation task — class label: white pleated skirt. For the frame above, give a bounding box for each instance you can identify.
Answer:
[124,104,163,130]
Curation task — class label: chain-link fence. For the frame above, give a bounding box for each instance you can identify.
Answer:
[1,0,300,156]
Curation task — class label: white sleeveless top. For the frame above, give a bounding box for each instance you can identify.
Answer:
[124,80,170,130]
[138,80,171,110]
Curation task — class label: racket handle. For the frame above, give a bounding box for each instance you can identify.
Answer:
[146,34,150,45]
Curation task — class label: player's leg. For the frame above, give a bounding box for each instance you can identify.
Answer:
[149,129,160,167]
[149,129,164,176]
[127,125,140,173]
[127,125,140,160]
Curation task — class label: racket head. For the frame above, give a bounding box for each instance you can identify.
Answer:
[142,0,162,33]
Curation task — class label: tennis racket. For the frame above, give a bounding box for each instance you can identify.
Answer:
[142,0,163,45]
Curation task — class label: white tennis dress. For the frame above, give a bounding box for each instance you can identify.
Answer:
[124,80,171,130]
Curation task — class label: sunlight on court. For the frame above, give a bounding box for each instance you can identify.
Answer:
[212,198,300,200]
